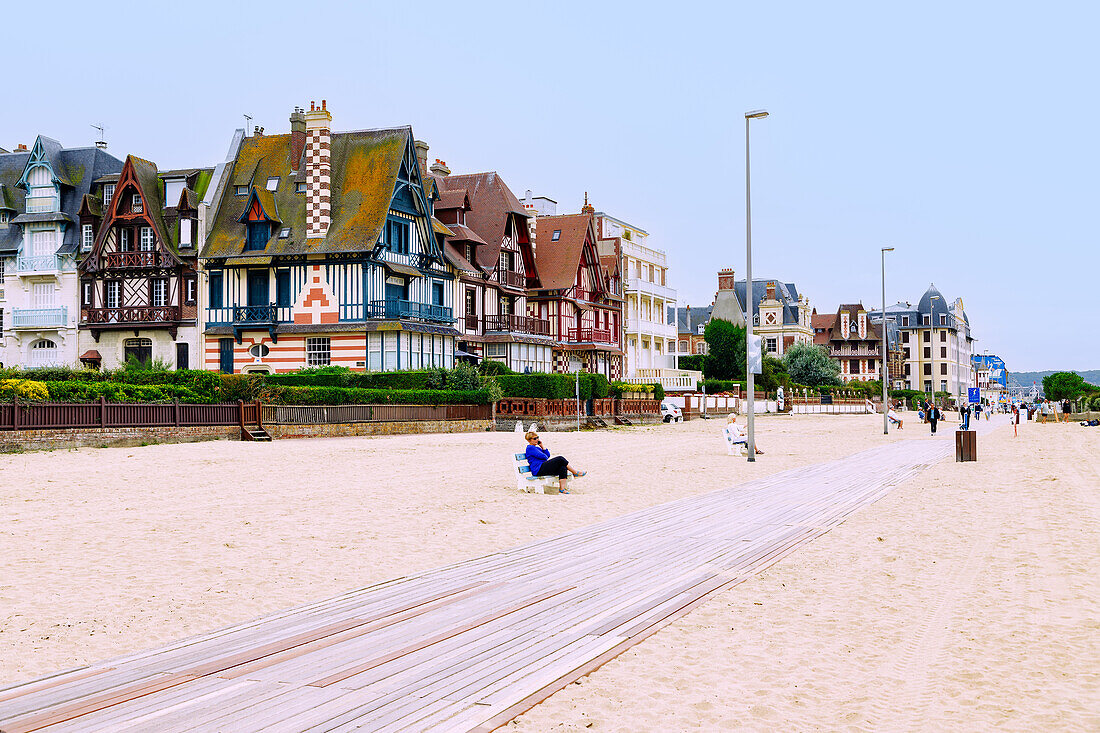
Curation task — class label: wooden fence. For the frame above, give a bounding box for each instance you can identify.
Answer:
[261,403,491,425]
[495,398,660,418]
[0,397,257,431]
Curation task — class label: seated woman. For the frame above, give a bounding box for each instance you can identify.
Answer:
[726,414,764,454]
[524,431,585,493]
[888,407,903,429]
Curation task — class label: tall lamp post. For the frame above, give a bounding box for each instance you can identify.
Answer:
[745,109,768,462]
[881,247,894,434]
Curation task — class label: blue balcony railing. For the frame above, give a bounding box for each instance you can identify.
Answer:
[367,299,453,323]
[16,254,61,273]
[13,306,68,329]
[233,304,280,325]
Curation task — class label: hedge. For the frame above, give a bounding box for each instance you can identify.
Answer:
[267,386,491,406]
[700,379,745,394]
[44,381,209,404]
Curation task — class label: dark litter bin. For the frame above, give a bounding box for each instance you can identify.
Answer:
[955,430,977,462]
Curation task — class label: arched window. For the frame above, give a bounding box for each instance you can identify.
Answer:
[30,339,58,367]
[124,338,153,367]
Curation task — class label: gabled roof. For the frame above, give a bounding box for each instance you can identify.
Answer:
[203,127,416,259]
[734,278,804,326]
[827,303,882,341]
[442,241,481,275]
[533,214,597,290]
[0,141,122,254]
[436,171,528,271]
[435,187,470,211]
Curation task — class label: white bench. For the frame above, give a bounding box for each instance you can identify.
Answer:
[513,452,569,494]
[723,425,748,456]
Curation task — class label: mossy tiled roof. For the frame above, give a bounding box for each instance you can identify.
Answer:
[203,127,410,259]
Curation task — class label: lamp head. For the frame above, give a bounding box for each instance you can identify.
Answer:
[882,247,895,252]
[745,109,769,119]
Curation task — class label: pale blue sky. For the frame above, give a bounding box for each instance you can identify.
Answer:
[6,0,1096,371]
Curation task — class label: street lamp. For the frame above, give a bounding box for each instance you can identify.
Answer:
[881,247,894,434]
[745,109,768,462]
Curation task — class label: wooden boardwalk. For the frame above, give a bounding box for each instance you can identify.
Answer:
[0,426,987,733]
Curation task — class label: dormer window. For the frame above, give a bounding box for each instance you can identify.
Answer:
[295,182,306,193]
[551,230,561,241]
[386,219,409,255]
[266,177,279,191]
[82,224,94,251]
[0,211,9,224]
[235,186,248,196]
[279,227,291,239]
[26,166,58,213]
[246,222,268,251]
[132,194,143,213]
[103,184,115,209]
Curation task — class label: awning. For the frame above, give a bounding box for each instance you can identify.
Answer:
[79,350,102,361]
[454,349,481,359]
[225,256,272,266]
[383,261,423,278]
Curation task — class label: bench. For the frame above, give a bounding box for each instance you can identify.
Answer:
[723,425,748,456]
[513,452,569,494]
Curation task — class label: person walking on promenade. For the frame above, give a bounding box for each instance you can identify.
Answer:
[974,403,982,423]
[959,402,970,430]
[524,431,585,493]
[928,403,941,435]
[1012,404,1020,437]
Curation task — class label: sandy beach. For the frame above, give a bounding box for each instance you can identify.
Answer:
[2,414,1096,730]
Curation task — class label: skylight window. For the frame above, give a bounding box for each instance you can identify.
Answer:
[279,227,291,238]
[235,185,248,196]
[296,182,306,193]
[551,230,561,241]
[266,177,280,191]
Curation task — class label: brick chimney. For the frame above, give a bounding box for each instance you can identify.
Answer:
[766,281,776,301]
[430,158,450,177]
[717,268,736,292]
[289,106,306,170]
[580,191,595,215]
[414,140,429,177]
[16,144,28,151]
[304,100,333,240]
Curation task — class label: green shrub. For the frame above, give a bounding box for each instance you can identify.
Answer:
[653,383,665,402]
[701,379,744,394]
[218,374,260,402]
[44,381,207,403]
[268,386,490,406]
[0,379,50,401]
[478,360,515,376]
[496,373,576,399]
[677,355,704,372]
[448,363,482,391]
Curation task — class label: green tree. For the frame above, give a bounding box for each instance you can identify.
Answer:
[782,342,840,386]
[702,319,746,380]
[1042,371,1092,400]
[757,355,790,392]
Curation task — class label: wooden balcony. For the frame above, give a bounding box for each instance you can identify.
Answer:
[566,327,614,344]
[499,270,525,288]
[85,306,180,325]
[484,313,551,336]
[102,251,160,269]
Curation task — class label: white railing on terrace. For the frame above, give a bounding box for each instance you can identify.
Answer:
[626,367,702,391]
[13,306,68,329]
[624,277,676,301]
[625,316,677,338]
[621,239,667,266]
[16,254,63,273]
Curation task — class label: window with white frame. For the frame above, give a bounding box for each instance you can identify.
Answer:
[82,224,94,251]
[140,227,154,251]
[179,218,193,246]
[106,281,120,309]
[102,183,115,210]
[82,281,92,307]
[33,282,56,307]
[766,337,777,353]
[486,343,507,358]
[306,337,331,366]
[30,339,58,367]
[31,229,57,258]
[26,167,57,212]
[132,193,143,213]
[185,276,196,305]
[266,177,279,191]
[235,185,248,196]
[118,228,132,252]
[152,279,168,307]
[0,258,4,283]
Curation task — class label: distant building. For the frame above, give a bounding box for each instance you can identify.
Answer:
[734,278,813,357]
[673,304,713,357]
[593,211,676,375]
[972,353,1007,404]
[813,303,885,383]
[883,284,975,399]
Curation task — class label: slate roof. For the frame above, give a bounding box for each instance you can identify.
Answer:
[203,127,413,259]
[532,214,594,291]
[435,171,529,271]
[734,278,803,325]
[0,141,123,255]
[672,305,714,333]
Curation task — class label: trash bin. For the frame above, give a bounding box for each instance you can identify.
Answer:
[955,430,976,462]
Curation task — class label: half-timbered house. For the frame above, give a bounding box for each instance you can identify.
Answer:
[200,103,457,373]
[77,157,211,369]
[0,137,123,368]
[427,160,552,373]
[530,212,623,377]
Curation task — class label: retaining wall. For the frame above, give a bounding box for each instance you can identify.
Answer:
[0,425,240,452]
[268,419,491,439]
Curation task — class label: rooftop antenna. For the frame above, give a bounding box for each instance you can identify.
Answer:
[91,124,108,149]
[243,114,253,136]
